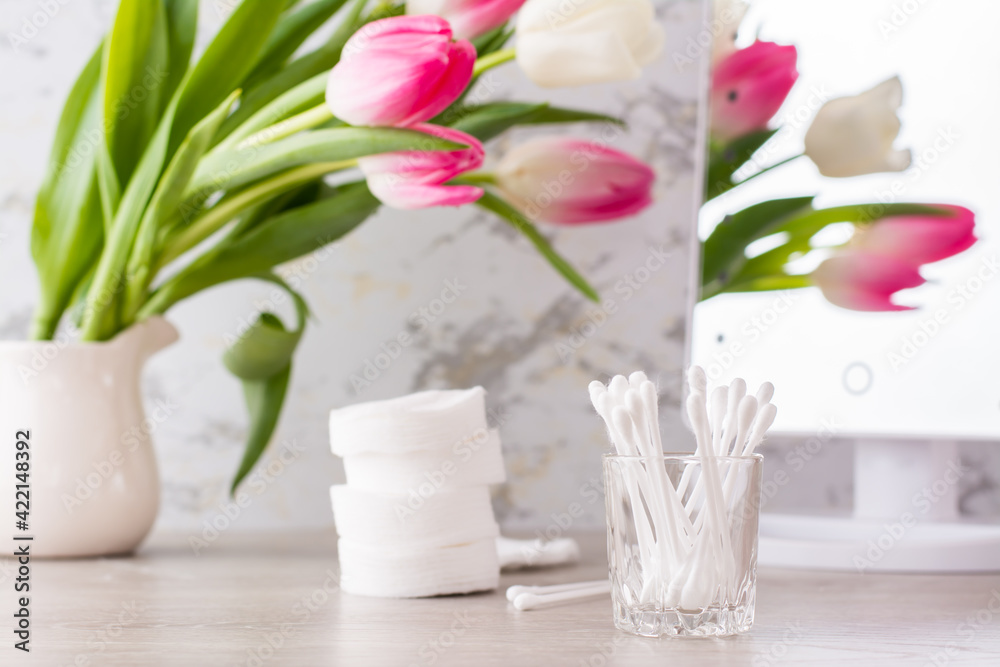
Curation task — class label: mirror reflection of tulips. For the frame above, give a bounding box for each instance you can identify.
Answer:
[701,11,977,312]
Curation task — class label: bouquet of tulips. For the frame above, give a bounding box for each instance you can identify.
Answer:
[30,0,664,489]
[701,0,977,311]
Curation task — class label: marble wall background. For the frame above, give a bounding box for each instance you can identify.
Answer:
[0,0,708,535]
[2,0,994,539]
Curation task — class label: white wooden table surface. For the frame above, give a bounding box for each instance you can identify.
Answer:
[3,530,999,666]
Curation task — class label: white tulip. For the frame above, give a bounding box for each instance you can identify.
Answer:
[515,0,665,88]
[804,76,912,178]
[712,0,747,65]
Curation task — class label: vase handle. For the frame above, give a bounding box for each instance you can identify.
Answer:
[116,316,180,362]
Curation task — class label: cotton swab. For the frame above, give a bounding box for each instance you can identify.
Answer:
[709,386,729,457]
[756,381,774,407]
[511,581,612,610]
[733,395,758,457]
[720,379,747,455]
[592,368,776,614]
[506,580,607,602]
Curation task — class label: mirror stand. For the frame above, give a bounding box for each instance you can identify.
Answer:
[758,438,1000,572]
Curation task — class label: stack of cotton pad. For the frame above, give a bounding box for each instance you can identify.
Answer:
[329,387,506,598]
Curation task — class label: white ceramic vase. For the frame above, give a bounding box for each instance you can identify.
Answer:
[0,317,178,558]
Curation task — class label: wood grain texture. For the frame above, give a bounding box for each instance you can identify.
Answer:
[2,530,999,666]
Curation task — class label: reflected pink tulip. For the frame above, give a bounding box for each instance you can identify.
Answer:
[851,205,977,266]
[813,206,977,311]
[812,253,925,312]
[711,41,798,142]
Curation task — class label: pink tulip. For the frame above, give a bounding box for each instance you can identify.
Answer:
[850,205,977,266]
[495,137,655,224]
[812,253,926,312]
[407,0,526,40]
[359,124,485,209]
[811,206,977,312]
[710,41,798,142]
[326,16,476,127]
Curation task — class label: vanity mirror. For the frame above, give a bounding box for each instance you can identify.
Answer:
[691,0,1000,571]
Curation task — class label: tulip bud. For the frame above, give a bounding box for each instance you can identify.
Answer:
[407,0,526,40]
[358,124,485,210]
[812,253,925,312]
[710,41,798,142]
[812,205,977,311]
[495,137,655,224]
[804,77,912,178]
[851,205,977,266]
[326,16,476,128]
[515,0,665,88]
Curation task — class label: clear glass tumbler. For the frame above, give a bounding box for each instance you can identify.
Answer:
[603,454,763,637]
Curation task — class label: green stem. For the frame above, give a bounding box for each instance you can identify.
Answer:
[473,48,516,77]
[155,160,356,272]
[28,311,59,342]
[733,154,804,187]
[458,172,498,185]
[236,104,335,150]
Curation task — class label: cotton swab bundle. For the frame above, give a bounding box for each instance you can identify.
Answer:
[590,368,777,612]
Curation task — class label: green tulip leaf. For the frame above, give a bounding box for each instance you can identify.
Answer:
[476,190,600,303]
[186,128,464,202]
[168,0,286,155]
[701,196,815,295]
[243,0,351,88]
[213,72,329,154]
[445,102,624,143]
[163,0,199,102]
[146,183,379,314]
[705,129,779,201]
[224,276,308,493]
[217,0,367,142]
[30,44,105,340]
[123,90,242,323]
[101,0,169,185]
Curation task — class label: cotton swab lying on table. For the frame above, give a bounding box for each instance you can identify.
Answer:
[509,580,612,611]
[506,580,607,602]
